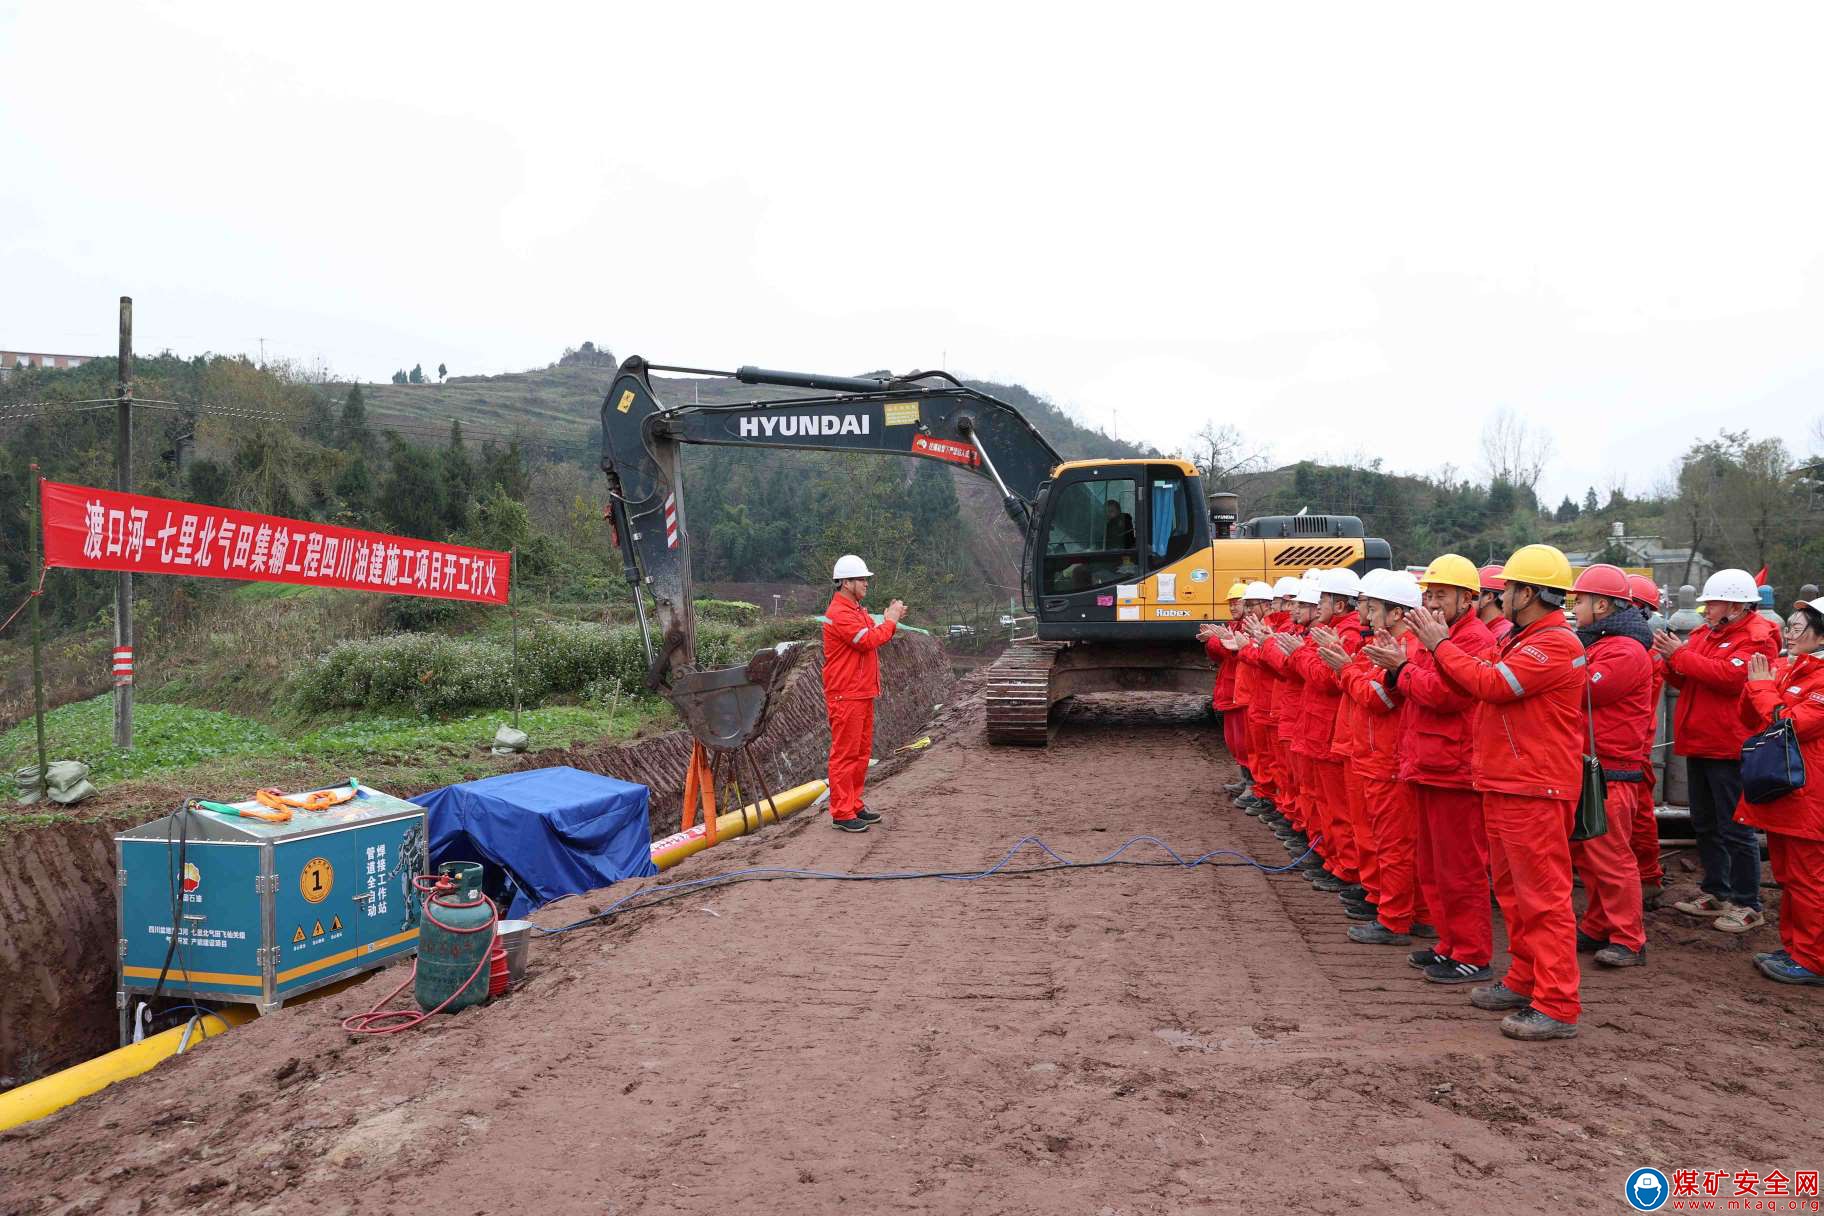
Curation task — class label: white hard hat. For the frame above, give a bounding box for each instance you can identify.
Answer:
[1317,568,1362,599]
[1295,579,1323,605]
[1242,580,1275,601]
[1371,571,1423,610]
[1796,597,1824,618]
[1357,568,1389,601]
[1696,568,1759,605]
[832,554,874,580]
[1271,576,1301,598]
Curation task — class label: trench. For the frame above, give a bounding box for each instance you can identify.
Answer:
[0,632,956,1088]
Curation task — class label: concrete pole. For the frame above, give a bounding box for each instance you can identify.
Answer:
[114,297,133,749]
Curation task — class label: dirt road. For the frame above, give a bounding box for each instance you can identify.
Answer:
[6,692,1823,1214]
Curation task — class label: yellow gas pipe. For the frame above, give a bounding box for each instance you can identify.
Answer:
[649,776,831,870]
[0,1005,255,1132]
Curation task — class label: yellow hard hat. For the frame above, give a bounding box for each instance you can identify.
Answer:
[1500,543,1575,592]
[1418,553,1481,594]
[1224,581,1248,601]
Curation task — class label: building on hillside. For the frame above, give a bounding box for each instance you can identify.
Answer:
[1,350,99,376]
[1564,521,1714,592]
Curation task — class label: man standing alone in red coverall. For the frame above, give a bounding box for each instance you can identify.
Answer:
[823,554,907,833]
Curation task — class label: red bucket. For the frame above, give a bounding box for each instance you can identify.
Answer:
[487,945,510,998]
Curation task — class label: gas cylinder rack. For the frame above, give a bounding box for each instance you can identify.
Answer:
[114,785,428,1044]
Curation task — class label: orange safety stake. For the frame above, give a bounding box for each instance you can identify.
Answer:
[680,740,719,845]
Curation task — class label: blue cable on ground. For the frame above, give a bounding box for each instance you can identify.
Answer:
[535,833,1317,938]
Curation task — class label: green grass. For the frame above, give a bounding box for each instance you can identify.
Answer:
[0,694,669,793]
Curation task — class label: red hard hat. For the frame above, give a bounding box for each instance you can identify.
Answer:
[1628,574,1661,611]
[1573,563,1633,600]
[1478,564,1506,592]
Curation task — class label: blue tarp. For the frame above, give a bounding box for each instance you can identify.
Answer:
[421,766,657,917]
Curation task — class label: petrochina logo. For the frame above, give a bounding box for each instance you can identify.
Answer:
[181,861,201,893]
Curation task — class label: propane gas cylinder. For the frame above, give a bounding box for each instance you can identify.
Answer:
[413,862,497,1013]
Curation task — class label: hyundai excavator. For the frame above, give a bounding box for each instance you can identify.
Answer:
[600,356,1392,749]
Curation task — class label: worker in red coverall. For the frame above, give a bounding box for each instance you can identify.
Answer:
[1567,565,1655,969]
[1363,555,1497,987]
[1628,574,1668,906]
[822,554,906,833]
[1237,578,1303,825]
[1291,569,1366,894]
[1654,569,1782,932]
[1412,543,1588,1042]
[1477,566,1514,644]
[1262,579,1320,856]
[1738,598,1824,985]
[1233,583,1276,813]
[1332,570,1435,946]
[1203,583,1252,797]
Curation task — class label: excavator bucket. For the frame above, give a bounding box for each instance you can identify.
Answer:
[665,647,791,750]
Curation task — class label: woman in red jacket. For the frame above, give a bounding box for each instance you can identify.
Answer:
[1737,598,1824,985]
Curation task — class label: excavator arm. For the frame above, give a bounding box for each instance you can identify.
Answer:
[599,356,1063,746]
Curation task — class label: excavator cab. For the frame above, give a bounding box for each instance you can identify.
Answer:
[1036,455,1203,627]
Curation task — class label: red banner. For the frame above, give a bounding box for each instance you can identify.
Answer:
[39,480,510,605]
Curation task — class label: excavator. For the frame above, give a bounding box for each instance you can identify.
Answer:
[599,356,1392,749]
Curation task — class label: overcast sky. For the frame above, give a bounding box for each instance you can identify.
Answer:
[4,2,1822,509]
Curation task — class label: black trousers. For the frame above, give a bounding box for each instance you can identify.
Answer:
[1685,756,1762,910]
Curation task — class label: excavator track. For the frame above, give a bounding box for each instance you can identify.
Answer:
[984,640,1065,745]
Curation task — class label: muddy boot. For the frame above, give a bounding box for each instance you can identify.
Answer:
[1338,884,1366,902]
[1500,1008,1578,1041]
[1575,929,1607,954]
[1408,947,1446,970]
[1348,921,1411,946]
[1469,981,1531,1011]
[1310,872,1348,893]
[1641,882,1664,910]
[1342,900,1379,922]
[1409,922,1438,940]
[1594,943,1646,968]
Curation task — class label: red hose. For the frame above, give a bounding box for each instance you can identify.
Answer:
[341,875,498,1036]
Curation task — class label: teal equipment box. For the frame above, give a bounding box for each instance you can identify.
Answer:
[115,785,428,1031]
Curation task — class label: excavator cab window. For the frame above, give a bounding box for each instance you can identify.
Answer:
[1043,477,1139,594]
[1148,478,1194,569]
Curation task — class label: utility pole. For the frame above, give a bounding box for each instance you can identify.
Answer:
[115,296,134,749]
[28,462,48,803]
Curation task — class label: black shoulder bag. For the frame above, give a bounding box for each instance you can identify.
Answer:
[1571,669,1609,841]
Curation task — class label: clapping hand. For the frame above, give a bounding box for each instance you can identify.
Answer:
[885,599,908,624]
[1406,607,1450,650]
[1651,629,1684,658]
[1363,629,1405,670]
[1747,652,1774,681]
[1317,641,1349,672]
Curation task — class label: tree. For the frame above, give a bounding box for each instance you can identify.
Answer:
[437,362,447,383]
[1582,486,1599,515]
[441,419,475,532]
[303,393,337,446]
[391,369,407,385]
[1479,407,1554,495]
[378,435,447,539]
[337,384,371,452]
[1554,495,1580,523]
[408,363,425,385]
[1182,420,1270,494]
[333,455,377,524]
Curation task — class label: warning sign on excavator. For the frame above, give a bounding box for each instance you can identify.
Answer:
[292,925,306,944]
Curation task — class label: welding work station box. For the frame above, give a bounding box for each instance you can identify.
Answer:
[114,785,428,1042]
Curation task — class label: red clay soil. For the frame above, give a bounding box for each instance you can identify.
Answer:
[5,690,1824,1215]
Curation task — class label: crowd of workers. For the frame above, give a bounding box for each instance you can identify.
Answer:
[1202,548,1824,1043]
